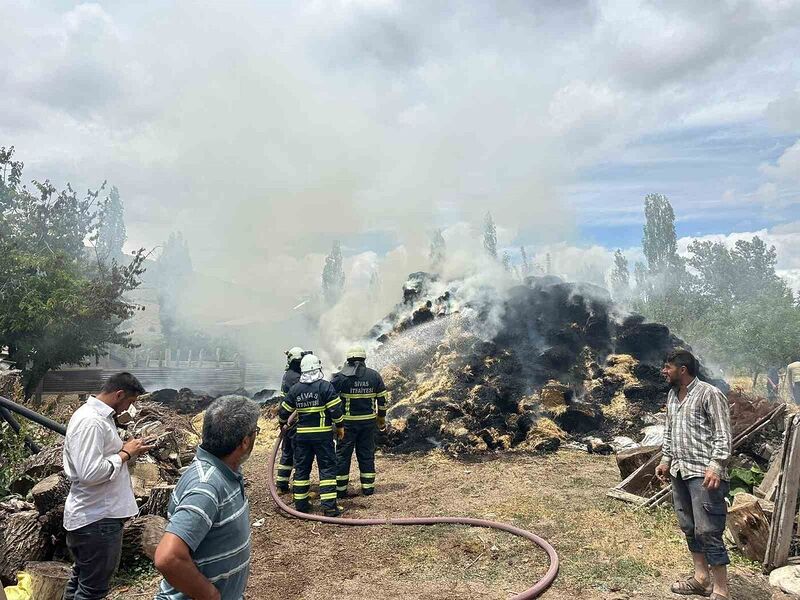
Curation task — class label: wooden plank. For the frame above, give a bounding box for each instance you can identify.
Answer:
[605,488,648,506]
[755,444,784,501]
[763,414,800,572]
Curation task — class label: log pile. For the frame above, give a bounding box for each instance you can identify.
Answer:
[0,387,201,585]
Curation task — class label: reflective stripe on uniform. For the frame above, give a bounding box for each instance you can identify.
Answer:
[361,483,375,489]
[281,401,293,412]
[336,475,349,481]
[360,473,375,479]
[320,492,338,500]
[296,406,325,414]
[325,398,342,409]
[293,492,310,500]
[340,392,379,399]
[344,413,376,421]
[296,425,334,433]
[292,479,310,486]
[275,476,290,482]
[319,479,336,486]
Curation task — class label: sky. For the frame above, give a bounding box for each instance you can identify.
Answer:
[2,0,800,310]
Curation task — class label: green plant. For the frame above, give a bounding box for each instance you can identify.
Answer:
[729,465,765,497]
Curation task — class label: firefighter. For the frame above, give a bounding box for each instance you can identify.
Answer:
[278,353,344,516]
[332,345,389,498]
[275,347,305,492]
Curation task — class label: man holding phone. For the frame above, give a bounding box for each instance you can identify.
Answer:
[655,350,732,600]
[63,372,153,600]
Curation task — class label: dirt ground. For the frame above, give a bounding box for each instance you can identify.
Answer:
[109,421,776,600]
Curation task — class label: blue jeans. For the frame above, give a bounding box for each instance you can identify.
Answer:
[63,518,125,600]
[671,474,730,566]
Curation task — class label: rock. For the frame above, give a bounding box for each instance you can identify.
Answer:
[584,437,613,455]
[770,565,800,596]
[732,492,760,507]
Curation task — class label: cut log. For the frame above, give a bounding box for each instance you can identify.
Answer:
[129,462,163,500]
[615,445,661,480]
[0,510,50,583]
[10,444,63,495]
[121,515,167,563]
[727,500,770,562]
[25,561,71,600]
[141,484,175,518]
[31,472,70,515]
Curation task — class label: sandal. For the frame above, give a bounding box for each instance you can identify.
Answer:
[670,576,713,596]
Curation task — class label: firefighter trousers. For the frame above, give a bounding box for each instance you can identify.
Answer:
[336,419,376,496]
[276,428,295,489]
[292,436,338,512]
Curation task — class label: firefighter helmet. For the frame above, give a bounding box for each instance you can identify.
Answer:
[300,354,322,373]
[346,345,367,360]
[286,347,304,362]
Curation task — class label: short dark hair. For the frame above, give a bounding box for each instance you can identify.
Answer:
[202,395,260,458]
[101,372,146,396]
[665,349,698,376]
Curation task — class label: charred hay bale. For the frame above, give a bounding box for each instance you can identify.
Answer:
[554,401,603,434]
[518,418,564,453]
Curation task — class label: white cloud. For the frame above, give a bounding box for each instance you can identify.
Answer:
[761,141,800,183]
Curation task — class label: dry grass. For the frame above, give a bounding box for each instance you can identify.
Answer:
[111,420,773,600]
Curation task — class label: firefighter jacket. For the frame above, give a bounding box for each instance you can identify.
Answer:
[281,366,301,395]
[331,362,389,422]
[279,379,344,439]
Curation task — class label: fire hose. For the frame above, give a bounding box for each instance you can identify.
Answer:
[267,429,560,598]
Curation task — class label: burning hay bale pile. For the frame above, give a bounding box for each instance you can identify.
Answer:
[0,377,203,586]
[373,273,724,455]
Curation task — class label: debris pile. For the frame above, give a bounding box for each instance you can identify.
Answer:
[373,273,724,454]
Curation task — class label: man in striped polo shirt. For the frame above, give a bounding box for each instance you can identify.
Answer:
[154,395,260,600]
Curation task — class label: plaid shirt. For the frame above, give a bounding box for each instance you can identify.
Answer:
[660,377,732,480]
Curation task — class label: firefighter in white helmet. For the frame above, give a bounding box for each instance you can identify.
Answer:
[331,344,389,498]
[275,347,306,492]
[278,354,344,516]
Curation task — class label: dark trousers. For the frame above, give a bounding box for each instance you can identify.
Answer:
[336,420,376,494]
[276,429,295,489]
[293,436,337,512]
[671,474,730,566]
[63,518,125,600]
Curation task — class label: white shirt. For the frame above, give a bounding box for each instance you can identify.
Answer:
[63,396,138,530]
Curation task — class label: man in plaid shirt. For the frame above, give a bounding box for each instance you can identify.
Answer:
[655,349,731,600]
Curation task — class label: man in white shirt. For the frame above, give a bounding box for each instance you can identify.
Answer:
[63,372,154,600]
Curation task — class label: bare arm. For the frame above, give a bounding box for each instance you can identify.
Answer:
[154,533,220,600]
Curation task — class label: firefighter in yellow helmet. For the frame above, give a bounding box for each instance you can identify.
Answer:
[331,345,389,497]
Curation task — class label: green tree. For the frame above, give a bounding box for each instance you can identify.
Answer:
[0,146,146,397]
[609,249,630,302]
[94,186,126,264]
[519,246,530,276]
[430,229,446,272]
[642,193,678,272]
[322,241,345,305]
[502,251,511,272]
[483,212,497,259]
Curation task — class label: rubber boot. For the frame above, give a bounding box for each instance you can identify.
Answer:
[295,501,311,514]
[362,488,374,496]
[324,505,342,517]
[337,489,349,499]
[277,483,290,493]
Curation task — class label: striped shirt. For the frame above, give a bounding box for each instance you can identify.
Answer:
[660,377,732,480]
[155,446,250,600]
